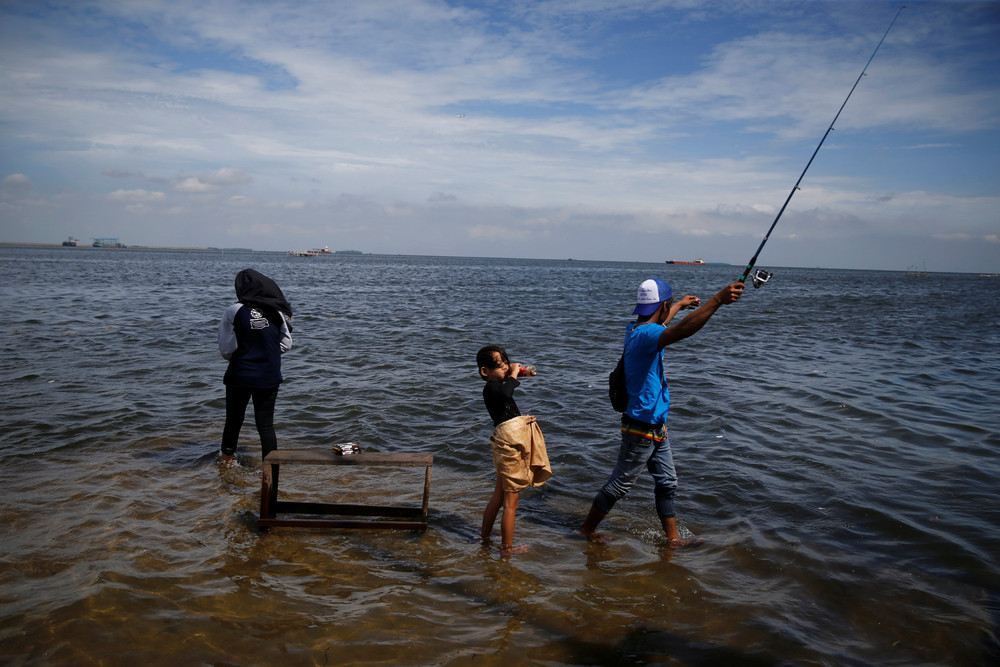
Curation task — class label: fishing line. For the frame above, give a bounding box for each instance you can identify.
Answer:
[737,5,905,288]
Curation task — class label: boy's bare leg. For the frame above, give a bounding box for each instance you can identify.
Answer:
[481,478,503,541]
[499,490,526,554]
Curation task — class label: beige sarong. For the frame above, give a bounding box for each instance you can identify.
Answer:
[490,415,552,492]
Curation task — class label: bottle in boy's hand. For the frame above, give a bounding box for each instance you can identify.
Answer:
[516,365,537,377]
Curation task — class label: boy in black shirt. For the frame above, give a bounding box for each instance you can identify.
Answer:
[477,344,551,555]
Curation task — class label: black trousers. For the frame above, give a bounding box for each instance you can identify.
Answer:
[221,385,279,458]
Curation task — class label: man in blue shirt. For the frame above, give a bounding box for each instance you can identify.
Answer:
[580,277,744,547]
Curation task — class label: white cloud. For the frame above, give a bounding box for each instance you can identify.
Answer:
[174,178,217,194]
[1,174,33,198]
[107,189,166,203]
[200,168,251,186]
[174,169,250,194]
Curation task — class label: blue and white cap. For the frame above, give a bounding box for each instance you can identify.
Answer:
[633,278,673,316]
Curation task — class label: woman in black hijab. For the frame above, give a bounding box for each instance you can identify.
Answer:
[217,269,293,465]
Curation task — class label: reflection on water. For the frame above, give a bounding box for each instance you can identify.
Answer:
[0,246,998,665]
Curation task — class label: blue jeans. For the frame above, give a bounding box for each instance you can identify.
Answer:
[593,428,677,519]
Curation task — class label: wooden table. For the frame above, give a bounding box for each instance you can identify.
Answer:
[258,449,434,530]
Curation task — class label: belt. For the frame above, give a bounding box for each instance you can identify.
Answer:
[620,415,666,442]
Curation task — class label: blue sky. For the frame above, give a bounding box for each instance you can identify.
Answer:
[1,0,998,272]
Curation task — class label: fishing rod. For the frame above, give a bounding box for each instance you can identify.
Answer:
[738,5,905,289]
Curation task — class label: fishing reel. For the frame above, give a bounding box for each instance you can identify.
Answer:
[751,268,772,289]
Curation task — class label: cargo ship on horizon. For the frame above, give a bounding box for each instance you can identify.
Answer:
[665,258,705,265]
[93,237,126,248]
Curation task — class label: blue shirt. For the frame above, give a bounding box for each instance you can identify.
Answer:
[623,322,669,425]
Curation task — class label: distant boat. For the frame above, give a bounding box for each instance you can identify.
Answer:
[665,258,706,265]
[62,237,79,247]
[93,237,126,248]
[906,263,930,277]
[290,246,332,256]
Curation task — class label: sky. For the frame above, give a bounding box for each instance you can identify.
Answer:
[1,0,998,272]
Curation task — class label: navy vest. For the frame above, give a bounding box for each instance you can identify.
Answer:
[223,306,284,388]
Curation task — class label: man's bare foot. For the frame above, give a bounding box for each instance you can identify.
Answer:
[660,517,703,549]
[219,452,234,467]
[666,537,705,549]
[575,528,614,543]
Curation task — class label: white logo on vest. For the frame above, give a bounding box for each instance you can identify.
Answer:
[249,308,270,330]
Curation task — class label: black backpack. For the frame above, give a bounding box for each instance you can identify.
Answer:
[608,353,628,412]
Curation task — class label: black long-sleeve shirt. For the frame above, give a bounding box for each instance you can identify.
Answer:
[482,377,521,427]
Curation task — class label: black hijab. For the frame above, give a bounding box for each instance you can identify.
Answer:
[234,269,293,325]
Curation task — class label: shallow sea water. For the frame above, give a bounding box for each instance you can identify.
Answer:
[1,245,998,665]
